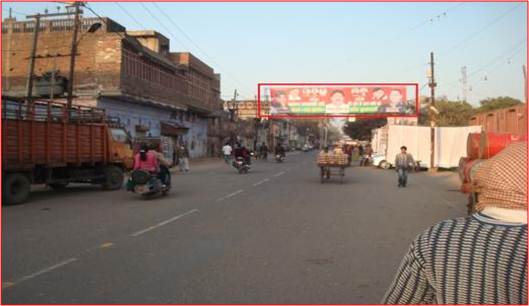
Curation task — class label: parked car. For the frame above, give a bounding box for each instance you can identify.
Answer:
[372,154,391,169]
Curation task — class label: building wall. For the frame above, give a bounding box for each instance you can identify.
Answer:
[98,97,208,158]
[2,19,122,96]
[170,52,220,112]
[120,46,188,108]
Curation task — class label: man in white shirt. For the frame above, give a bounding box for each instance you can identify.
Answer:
[222,142,233,164]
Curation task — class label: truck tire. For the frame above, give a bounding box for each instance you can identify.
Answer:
[3,173,31,205]
[102,166,124,190]
[49,183,69,190]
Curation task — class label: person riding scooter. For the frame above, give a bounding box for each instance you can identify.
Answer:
[150,144,172,187]
[234,143,251,165]
[275,143,286,158]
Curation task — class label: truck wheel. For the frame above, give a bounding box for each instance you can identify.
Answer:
[3,173,31,205]
[49,183,69,190]
[102,166,124,190]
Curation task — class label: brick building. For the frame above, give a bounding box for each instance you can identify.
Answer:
[2,16,221,158]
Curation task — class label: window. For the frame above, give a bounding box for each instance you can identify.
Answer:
[111,128,130,144]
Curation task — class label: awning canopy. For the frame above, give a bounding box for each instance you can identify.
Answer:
[161,121,189,136]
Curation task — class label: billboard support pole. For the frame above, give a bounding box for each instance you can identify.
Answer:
[428,52,437,172]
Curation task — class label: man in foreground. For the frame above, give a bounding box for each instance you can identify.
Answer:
[382,141,527,304]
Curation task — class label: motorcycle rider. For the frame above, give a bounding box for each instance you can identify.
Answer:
[275,143,286,159]
[150,143,172,187]
[234,143,251,166]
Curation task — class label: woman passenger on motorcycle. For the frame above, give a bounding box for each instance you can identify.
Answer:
[134,144,159,173]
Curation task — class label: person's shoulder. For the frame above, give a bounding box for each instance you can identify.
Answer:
[415,217,471,244]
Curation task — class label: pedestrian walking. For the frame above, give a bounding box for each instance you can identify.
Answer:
[382,141,527,304]
[222,142,232,164]
[394,146,414,187]
[260,142,268,160]
[177,144,190,172]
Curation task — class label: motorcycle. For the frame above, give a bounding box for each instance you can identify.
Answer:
[128,169,170,197]
[232,156,250,174]
[275,154,285,163]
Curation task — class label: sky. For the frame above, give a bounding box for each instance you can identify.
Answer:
[2,1,527,106]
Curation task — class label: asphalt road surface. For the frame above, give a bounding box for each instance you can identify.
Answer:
[2,151,467,304]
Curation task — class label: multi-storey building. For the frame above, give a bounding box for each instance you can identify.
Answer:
[2,16,222,158]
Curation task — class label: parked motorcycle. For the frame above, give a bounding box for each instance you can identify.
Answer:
[232,156,250,174]
[275,154,285,163]
[128,169,170,197]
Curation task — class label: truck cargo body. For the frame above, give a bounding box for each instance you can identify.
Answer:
[2,98,133,205]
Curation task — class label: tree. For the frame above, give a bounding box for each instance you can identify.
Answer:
[476,96,522,112]
[419,98,474,127]
[343,118,387,140]
[436,100,475,126]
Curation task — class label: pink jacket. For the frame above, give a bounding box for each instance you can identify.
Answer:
[134,150,159,172]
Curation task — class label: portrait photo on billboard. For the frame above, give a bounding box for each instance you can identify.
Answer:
[259,83,418,118]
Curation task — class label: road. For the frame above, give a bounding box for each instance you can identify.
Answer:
[2,151,467,304]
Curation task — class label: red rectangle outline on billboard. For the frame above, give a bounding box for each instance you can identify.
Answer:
[257,83,419,119]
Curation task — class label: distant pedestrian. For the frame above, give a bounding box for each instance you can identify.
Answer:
[222,142,232,164]
[394,146,414,187]
[382,141,527,304]
[260,142,268,160]
[177,144,190,172]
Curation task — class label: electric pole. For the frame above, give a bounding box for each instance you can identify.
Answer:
[66,2,82,109]
[25,14,41,106]
[24,8,78,107]
[428,52,437,172]
[523,65,527,104]
[460,66,467,102]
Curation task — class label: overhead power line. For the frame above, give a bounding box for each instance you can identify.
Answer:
[114,2,144,30]
[409,2,465,30]
[150,2,255,97]
[444,38,527,87]
[138,2,190,51]
[441,3,523,56]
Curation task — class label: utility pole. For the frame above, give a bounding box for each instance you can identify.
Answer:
[523,65,527,103]
[25,14,41,105]
[460,66,467,102]
[50,58,57,102]
[66,2,82,109]
[428,52,437,172]
[25,9,78,105]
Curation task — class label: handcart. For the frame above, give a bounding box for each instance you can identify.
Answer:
[318,163,347,184]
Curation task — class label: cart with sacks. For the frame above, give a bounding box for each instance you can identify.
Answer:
[317,151,349,184]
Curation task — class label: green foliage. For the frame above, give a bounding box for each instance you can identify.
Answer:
[476,96,522,112]
[434,99,475,127]
[343,118,387,140]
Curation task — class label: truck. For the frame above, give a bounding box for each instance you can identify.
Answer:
[2,97,134,205]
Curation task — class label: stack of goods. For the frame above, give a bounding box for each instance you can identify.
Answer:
[317,150,348,166]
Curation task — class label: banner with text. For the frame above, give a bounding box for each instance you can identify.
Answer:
[260,84,417,117]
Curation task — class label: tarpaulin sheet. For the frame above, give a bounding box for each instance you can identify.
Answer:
[386,125,432,167]
[435,126,482,168]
